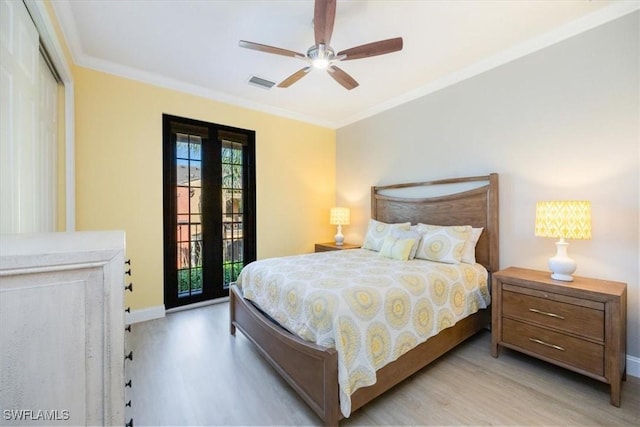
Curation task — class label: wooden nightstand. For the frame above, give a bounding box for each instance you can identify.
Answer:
[491,267,627,407]
[314,242,360,252]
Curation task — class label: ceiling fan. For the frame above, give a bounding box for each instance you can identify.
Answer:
[239,0,403,90]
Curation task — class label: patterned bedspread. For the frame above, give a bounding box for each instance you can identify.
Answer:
[237,249,491,417]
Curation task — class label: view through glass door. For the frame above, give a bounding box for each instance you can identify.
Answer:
[163,115,256,309]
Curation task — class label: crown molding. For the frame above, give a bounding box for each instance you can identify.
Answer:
[76,55,335,128]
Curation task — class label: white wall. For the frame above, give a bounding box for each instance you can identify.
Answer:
[337,13,639,364]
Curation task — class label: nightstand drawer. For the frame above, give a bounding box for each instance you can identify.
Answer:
[502,289,604,342]
[502,318,604,376]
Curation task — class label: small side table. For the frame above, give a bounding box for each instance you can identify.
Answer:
[314,242,360,252]
[491,266,627,406]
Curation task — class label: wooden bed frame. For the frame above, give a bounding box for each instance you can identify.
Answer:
[230,173,499,426]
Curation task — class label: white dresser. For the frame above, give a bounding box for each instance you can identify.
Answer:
[0,232,126,425]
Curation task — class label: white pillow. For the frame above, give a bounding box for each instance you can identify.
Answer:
[391,228,422,259]
[362,219,411,252]
[462,227,484,264]
[414,223,472,264]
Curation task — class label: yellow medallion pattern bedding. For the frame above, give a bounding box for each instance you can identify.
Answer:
[237,249,490,417]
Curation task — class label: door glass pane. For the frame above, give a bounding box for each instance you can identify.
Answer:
[190,187,201,215]
[176,134,190,159]
[221,140,243,288]
[176,187,189,213]
[190,140,201,161]
[177,241,189,269]
[176,134,203,297]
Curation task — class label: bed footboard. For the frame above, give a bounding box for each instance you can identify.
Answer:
[230,285,340,426]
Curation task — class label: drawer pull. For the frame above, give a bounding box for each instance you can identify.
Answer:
[529,308,565,320]
[529,338,565,352]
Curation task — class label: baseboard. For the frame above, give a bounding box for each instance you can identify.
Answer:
[627,354,640,378]
[126,305,166,324]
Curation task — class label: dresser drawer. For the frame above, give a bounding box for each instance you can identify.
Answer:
[502,318,604,376]
[502,289,604,341]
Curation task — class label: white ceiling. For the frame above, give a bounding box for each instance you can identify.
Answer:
[52,0,636,129]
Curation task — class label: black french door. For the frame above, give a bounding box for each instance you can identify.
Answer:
[162,114,256,309]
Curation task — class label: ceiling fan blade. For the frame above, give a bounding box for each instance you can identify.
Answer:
[239,40,305,58]
[327,65,359,90]
[337,37,403,61]
[314,0,336,46]
[278,67,312,88]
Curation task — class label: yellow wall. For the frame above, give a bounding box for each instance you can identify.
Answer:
[73,66,336,309]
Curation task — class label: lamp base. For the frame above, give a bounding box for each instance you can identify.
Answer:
[334,224,344,246]
[548,239,576,282]
[550,272,574,282]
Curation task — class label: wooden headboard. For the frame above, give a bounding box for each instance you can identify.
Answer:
[371,173,499,273]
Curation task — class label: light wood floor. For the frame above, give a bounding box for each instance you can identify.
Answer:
[127,301,639,426]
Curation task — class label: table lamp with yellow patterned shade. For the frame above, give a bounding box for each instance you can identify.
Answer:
[535,200,592,282]
[329,207,350,246]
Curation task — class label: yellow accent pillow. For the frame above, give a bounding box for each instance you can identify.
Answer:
[462,227,483,264]
[379,235,414,261]
[362,219,411,252]
[392,228,422,259]
[415,224,472,264]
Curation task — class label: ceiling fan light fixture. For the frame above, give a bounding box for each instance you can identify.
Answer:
[308,44,334,69]
[312,58,330,69]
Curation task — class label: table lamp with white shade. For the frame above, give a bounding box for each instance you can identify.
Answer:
[534,200,592,282]
[329,207,350,246]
